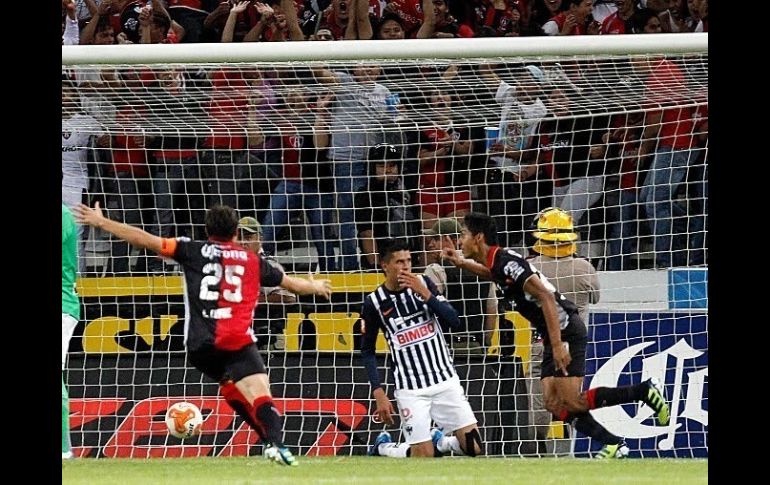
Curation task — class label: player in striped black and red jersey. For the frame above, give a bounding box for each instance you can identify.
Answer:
[442,213,672,459]
[73,203,332,466]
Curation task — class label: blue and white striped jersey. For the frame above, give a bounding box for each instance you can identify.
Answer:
[360,276,459,391]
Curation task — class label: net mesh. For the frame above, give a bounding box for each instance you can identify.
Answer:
[62,52,708,458]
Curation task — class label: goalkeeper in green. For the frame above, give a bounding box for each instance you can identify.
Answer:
[62,204,79,460]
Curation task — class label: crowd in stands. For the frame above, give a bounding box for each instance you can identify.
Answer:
[63,0,708,46]
[62,0,708,275]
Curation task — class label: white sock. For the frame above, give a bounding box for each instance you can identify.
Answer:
[378,442,410,458]
[437,436,464,455]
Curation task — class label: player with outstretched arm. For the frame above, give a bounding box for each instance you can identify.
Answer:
[74,202,332,466]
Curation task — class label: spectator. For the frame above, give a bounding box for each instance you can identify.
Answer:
[200,66,253,215]
[309,26,334,39]
[683,0,702,32]
[383,0,422,36]
[695,0,706,32]
[139,4,177,43]
[317,0,354,39]
[539,86,612,248]
[460,0,521,37]
[526,207,599,455]
[644,0,679,32]
[63,1,80,45]
[73,0,100,24]
[374,0,434,39]
[238,217,297,351]
[542,0,597,36]
[258,88,339,272]
[603,110,647,271]
[531,0,564,30]
[243,0,305,41]
[62,76,109,272]
[80,0,119,44]
[104,76,153,273]
[430,0,474,37]
[311,63,394,271]
[205,0,259,42]
[631,7,662,33]
[590,0,618,23]
[478,63,548,247]
[145,67,206,272]
[635,54,698,267]
[339,0,373,40]
[423,218,497,354]
[600,0,638,34]
[167,0,217,43]
[416,83,479,230]
[354,144,419,269]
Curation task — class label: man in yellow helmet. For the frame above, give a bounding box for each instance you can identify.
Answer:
[527,207,600,456]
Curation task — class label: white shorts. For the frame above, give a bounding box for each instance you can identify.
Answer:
[62,314,78,370]
[394,375,478,445]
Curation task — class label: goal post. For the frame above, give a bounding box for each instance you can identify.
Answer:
[62,34,708,459]
[62,33,707,64]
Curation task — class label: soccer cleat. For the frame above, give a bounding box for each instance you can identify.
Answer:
[431,428,445,457]
[264,445,298,466]
[368,431,392,457]
[431,428,444,449]
[61,451,74,461]
[595,441,629,459]
[642,377,670,426]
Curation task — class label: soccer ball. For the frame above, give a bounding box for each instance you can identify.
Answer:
[165,402,203,439]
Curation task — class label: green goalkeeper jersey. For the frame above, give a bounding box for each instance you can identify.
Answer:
[62,204,80,319]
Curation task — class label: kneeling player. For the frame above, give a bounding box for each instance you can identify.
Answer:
[360,240,483,458]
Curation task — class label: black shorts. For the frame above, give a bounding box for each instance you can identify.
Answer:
[187,343,267,383]
[541,314,588,378]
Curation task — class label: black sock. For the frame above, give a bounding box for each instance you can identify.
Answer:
[571,412,622,445]
[254,397,284,447]
[588,383,646,409]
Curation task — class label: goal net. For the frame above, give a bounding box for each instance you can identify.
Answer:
[62,35,708,458]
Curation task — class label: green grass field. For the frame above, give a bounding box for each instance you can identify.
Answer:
[63,456,707,484]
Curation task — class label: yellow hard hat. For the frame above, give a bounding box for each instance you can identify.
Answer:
[532,207,578,242]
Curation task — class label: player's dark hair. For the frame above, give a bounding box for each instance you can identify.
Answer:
[463,212,498,246]
[379,239,411,263]
[205,205,239,240]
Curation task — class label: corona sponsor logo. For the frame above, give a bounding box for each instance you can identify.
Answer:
[590,339,708,451]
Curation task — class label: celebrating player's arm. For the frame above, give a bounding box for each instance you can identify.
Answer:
[74,202,332,300]
[441,236,492,280]
[278,273,332,299]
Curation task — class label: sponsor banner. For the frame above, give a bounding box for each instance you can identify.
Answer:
[579,312,708,458]
[66,352,528,458]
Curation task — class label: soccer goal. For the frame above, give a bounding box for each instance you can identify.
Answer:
[62,34,707,458]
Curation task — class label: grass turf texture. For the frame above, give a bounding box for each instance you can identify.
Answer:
[63,456,707,484]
